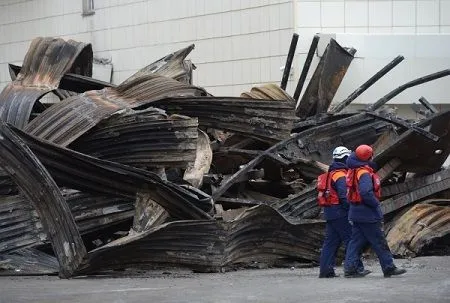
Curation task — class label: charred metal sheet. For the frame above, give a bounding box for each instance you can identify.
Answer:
[382,169,450,199]
[295,39,356,118]
[0,37,92,129]
[292,112,356,133]
[0,195,45,253]
[10,125,213,220]
[271,185,320,219]
[0,122,86,278]
[211,113,384,200]
[374,110,450,174]
[121,44,196,86]
[9,63,113,93]
[71,108,199,168]
[153,96,296,142]
[241,84,295,102]
[0,168,17,195]
[381,169,450,215]
[0,248,58,275]
[24,91,122,147]
[0,191,134,254]
[387,203,450,257]
[25,75,206,147]
[76,205,324,275]
[63,190,135,235]
[131,192,169,232]
[280,113,391,165]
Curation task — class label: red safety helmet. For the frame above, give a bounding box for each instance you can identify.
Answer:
[355,144,373,161]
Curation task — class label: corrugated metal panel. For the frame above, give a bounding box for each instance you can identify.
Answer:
[0,191,135,254]
[24,75,206,147]
[0,37,92,129]
[10,124,214,220]
[76,205,324,274]
[387,203,450,257]
[0,122,87,278]
[121,44,196,86]
[0,195,44,253]
[71,109,199,168]
[153,96,296,142]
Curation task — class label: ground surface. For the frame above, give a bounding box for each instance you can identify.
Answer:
[0,256,448,303]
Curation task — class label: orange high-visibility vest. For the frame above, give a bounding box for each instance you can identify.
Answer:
[346,166,381,204]
[317,169,346,207]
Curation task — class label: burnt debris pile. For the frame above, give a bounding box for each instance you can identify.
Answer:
[0,36,449,278]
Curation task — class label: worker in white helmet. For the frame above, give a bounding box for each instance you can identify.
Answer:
[317,146,370,278]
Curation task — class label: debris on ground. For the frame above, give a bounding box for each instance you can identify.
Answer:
[0,36,449,278]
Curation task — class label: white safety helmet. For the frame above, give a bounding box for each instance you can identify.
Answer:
[332,146,351,159]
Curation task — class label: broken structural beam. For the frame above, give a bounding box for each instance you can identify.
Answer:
[280,33,299,90]
[294,35,320,103]
[367,69,450,111]
[366,112,439,142]
[0,122,86,278]
[295,39,356,118]
[212,113,368,200]
[329,55,405,114]
[418,97,439,114]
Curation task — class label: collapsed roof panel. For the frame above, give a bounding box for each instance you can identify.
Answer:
[121,44,196,86]
[153,96,296,142]
[71,108,199,168]
[0,121,87,278]
[387,203,450,257]
[77,205,324,275]
[0,37,93,129]
[9,125,213,220]
[374,110,450,174]
[24,75,207,147]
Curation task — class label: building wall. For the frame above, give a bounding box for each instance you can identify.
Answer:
[0,0,449,108]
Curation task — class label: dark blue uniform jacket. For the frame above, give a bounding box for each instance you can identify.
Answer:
[346,153,383,223]
[324,161,349,221]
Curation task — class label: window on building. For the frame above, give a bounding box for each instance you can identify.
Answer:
[82,0,95,16]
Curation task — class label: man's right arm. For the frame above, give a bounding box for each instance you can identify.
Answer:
[358,173,379,208]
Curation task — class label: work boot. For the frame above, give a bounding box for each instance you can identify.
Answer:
[344,270,370,278]
[319,272,340,278]
[384,267,406,278]
[359,269,372,276]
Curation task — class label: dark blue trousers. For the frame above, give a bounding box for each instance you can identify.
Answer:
[344,221,395,273]
[319,217,364,276]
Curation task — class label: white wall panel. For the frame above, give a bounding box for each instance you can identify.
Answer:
[0,0,449,101]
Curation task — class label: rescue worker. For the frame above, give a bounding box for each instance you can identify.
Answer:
[344,144,407,278]
[318,146,368,278]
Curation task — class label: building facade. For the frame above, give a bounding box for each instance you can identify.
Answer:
[0,0,449,116]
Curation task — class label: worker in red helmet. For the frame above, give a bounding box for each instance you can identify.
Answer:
[317,147,369,278]
[344,145,406,278]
